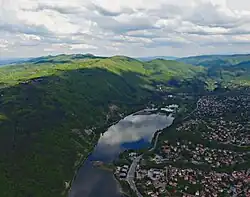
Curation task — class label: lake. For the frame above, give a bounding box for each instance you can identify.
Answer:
[69,109,175,197]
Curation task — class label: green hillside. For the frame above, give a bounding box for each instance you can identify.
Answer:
[0,55,205,197]
[178,54,250,87]
[209,62,250,86]
[178,54,250,67]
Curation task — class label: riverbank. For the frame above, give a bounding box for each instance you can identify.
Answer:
[93,161,115,172]
[114,99,200,197]
[113,114,176,197]
[67,103,148,196]
[114,175,138,197]
[68,99,176,197]
[66,139,96,196]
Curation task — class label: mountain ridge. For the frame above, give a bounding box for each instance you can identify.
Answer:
[177,53,250,67]
[0,55,206,197]
[1,53,250,197]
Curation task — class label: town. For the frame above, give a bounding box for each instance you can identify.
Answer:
[114,91,250,197]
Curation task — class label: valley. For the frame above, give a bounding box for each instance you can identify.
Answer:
[0,54,250,197]
[114,89,250,197]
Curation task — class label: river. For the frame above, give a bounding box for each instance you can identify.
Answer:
[69,108,175,197]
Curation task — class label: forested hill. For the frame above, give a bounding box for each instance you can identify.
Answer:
[177,54,250,87]
[0,55,205,197]
[177,54,250,67]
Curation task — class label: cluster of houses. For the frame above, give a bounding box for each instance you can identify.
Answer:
[160,104,179,113]
[200,119,250,146]
[175,95,250,146]
[115,152,138,179]
[135,165,250,197]
[113,94,250,196]
[158,140,248,167]
[194,96,228,118]
[194,95,250,121]
[115,164,130,179]
[176,119,200,132]
[132,94,250,196]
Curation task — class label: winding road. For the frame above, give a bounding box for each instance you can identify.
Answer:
[126,98,202,197]
[126,98,202,196]
[125,129,163,196]
[126,155,143,197]
[182,98,201,121]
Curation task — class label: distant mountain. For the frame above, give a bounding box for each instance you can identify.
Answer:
[137,56,177,61]
[0,54,101,66]
[177,54,250,67]
[177,54,250,86]
[23,53,102,64]
[0,58,31,66]
[1,55,177,66]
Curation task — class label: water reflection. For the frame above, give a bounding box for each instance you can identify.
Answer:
[93,113,174,161]
[100,113,173,145]
[69,110,174,197]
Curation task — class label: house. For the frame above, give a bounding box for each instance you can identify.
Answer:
[120,173,127,178]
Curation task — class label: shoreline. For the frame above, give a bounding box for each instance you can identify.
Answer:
[113,174,137,197]
[67,105,146,196]
[119,99,200,197]
[67,101,174,196]
[93,161,114,172]
[113,174,129,197]
[115,107,181,197]
[66,144,95,196]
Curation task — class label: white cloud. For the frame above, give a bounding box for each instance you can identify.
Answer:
[1,0,250,58]
[0,39,8,48]
[70,43,97,50]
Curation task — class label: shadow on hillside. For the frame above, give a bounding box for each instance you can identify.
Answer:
[0,66,208,152]
[0,67,167,157]
[0,67,162,197]
[0,66,207,197]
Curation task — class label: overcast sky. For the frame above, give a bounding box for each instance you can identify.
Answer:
[1,0,250,58]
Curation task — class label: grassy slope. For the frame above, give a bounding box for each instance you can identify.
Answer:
[0,55,205,197]
[178,54,250,67]
[144,59,205,80]
[178,54,250,87]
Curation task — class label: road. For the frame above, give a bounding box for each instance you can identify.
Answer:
[126,155,143,197]
[182,98,202,121]
[126,128,163,196]
[151,98,202,152]
[126,98,202,196]
[149,131,162,152]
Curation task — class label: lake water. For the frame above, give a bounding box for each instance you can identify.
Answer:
[69,109,174,197]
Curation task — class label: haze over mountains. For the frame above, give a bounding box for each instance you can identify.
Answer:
[137,56,178,61]
[2,55,177,66]
[178,54,250,67]
[2,53,250,66]
[0,58,31,66]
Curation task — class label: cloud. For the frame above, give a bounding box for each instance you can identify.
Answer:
[1,0,250,58]
[70,44,97,50]
[0,23,52,36]
[89,3,134,17]
[0,39,8,48]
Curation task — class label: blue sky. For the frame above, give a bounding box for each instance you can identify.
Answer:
[1,0,250,58]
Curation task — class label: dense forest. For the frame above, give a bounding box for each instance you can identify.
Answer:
[1,54,250,197]
[0,54,206,197]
